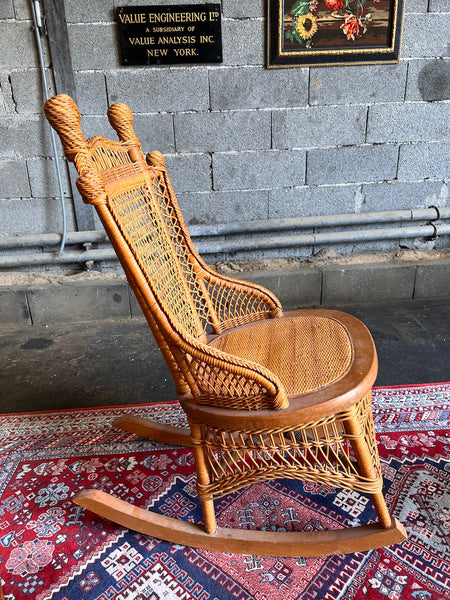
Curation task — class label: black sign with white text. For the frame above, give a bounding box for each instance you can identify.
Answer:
[117,4,222,65]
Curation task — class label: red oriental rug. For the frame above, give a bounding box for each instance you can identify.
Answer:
[0,383,449,599]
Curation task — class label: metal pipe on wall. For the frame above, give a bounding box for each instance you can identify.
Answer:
[190,206,448,237]
[1,222,449,269]
[30,0,67,253]
[1,206,448,250]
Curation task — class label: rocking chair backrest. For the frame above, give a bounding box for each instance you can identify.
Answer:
[44,95,221,388]
[45,94,287,408]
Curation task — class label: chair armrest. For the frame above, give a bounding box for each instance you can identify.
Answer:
[178,335,288,411]
[199,267,283,333]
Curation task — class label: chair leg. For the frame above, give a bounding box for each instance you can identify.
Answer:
[199,498,217,535]
[344,408,393,529]
[369,491,393,529]
[190,423,217,535]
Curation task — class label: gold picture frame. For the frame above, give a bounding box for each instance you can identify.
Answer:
[267,0,404,68]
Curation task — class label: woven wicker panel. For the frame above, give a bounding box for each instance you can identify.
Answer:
[196,393,382,501]
[209,315,353,396]
[150,173,215,332]
[191,363,276,410]
[84,138,216,338]
[204,278,278,332]
[107,174,203,339]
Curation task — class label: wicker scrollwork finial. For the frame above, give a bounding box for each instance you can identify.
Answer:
[44,94,88,162]
[107,103,140,147]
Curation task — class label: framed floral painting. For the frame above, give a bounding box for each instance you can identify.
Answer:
[267,0,404,68]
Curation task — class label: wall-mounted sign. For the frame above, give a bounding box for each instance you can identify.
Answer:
[117,4,222,65]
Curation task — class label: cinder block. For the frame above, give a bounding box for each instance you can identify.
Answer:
[322,263,417,305]
[243,268,322,309]
[0,198,76,237]
[12,0,32,19]
[107,69,210,112]
[65,0,115,22]
[27,158,71,198]
[268,185,358,219]
[428,0,449,11]
[80,113,175,154]
[405,0,428,11]
[402,13,450,58]
[73,72,109,115]
[0,22,42,69]
[307,145,398,186]
[27,281,132,324]
[224,0,264,18]
[0,289,31,326]
[398,143,450,181]
[0,91,7,116]
[405,59,450,102]
[164,153,212,193]
[222,18,264,66]
[0,1,15,20]
[179,190,269,225]
[68,23,119,70]
[310,64,407,105]
[9,69,55,114]
[0,74,14,115]
[209,67,309,110]
[361,181,445,212]
[272,106,366,149]
[213,150,306,191]
[77,115,113,140]
[415,259,450,299]
[133,113,176,154]
[367,103,450,144]
[0,160,31,198]
[175,110,271,153]
[0,116,53,159]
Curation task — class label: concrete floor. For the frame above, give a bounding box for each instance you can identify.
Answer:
[1,299,449,414]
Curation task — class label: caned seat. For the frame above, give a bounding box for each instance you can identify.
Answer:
[44,94,406,557]
[209,311,354,398]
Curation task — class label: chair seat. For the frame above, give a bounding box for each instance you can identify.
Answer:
[209,310,354,397]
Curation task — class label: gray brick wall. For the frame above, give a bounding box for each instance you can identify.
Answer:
[0,0,449,265]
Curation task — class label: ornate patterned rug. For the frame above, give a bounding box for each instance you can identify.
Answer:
[0,383,449,600]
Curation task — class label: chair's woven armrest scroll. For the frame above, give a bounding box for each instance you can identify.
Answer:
[199,268,283,333]
[179,336,288,411]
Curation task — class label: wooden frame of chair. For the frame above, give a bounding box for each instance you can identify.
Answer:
[44,94,406,556]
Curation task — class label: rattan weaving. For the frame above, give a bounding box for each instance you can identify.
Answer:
[43,94,406,556]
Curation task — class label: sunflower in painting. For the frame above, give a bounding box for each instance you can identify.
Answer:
[295,13,318,40]
[285,1,320,47]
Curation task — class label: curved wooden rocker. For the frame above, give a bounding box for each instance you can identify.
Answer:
[44,94,407,557]
[73,489,405,557]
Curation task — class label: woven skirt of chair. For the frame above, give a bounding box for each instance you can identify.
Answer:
[194,393,383,502]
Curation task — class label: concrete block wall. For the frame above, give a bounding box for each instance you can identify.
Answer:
[0,0,449,264]
[2,256,450,326]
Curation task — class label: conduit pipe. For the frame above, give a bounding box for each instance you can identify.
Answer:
[0,249,116,268]
[31,0,67,254]
[191,206,449,237]
[2,206,448,250]
[196,222,450,255]
[1,230,108,250]
[1,222,449,269]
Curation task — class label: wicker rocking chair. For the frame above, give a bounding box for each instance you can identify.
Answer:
[44,94,406,556]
